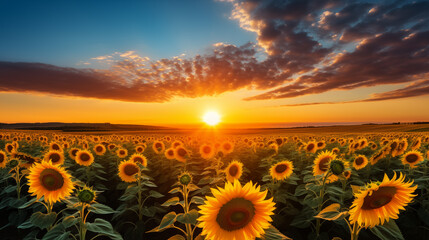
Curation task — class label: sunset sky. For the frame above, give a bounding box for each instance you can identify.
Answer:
[1,0,429,127]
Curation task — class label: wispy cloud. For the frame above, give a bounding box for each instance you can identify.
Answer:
[0,0,428,104]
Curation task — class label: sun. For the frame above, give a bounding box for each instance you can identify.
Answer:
[203,111,221,126]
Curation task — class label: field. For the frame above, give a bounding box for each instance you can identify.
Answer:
[1,125,429,240]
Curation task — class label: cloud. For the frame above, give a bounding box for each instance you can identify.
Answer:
[0,0,429,104]
[281,79,429,106]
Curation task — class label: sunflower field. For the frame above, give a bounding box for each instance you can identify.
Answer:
[1,131,429,240]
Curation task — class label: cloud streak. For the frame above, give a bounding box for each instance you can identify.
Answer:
[0,0,429,104]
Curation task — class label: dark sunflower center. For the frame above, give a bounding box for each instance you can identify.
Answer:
[39,168,64,191]
[275,164,287,173]
[168,150,174,156]
[109,145,115,150]
[80,153,90,161]
[406,154,419,163]
[133,157,144,164]
[318,156,331,171]
[203,146,211,154]
[7,145,13,152]
[276,139,282,145]
[307,144,314,151]
[317,142,323,147]
[96,146,103,152]
[177,148,187,157]
[136,147,143,152]
[155,143,162,149]
[355,157,364,166]
[49,153,61,163]
[390,142,398,150]
[124,164,139,176]
[229,165,239,176]
[0,154,4,163]
[52,144,60,150]
[361,186,397,210]
[120,150,125,155]
[216,198,255,231]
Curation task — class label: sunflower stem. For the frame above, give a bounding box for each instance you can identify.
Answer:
[315,171,331,238]
[183,184,193,240]
[350,222,361,240]
[137,174,143,221]
[79,202,87,240]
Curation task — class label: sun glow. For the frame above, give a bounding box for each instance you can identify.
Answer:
[203,111,221,126]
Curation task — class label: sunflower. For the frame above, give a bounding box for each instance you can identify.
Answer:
[370,150,386,165]
[43,150,65,165]
[93,144,106,156]
[305,141,317,154]
[343,170,351,179]
[75,149,95,166]
[153,141,165,154]
[349,172,417,228]
[49,142,63,152]
[171,140,183,149]
[200,144,215,159]
[198,180,275,240]
[401,150,424,168]
[164,148,176,160]
[332,147,340,154]
[389,140,399,157]
[5,143,15,154]
[174,146,189,163]
[221,141,234,155]
[118,160,140,183]
[116,148,128,158]
[225,160,243,182]
[129,153,147,167]
[0,150,7,168]
[135,145,145,153]
[317,141,326,150]
[410,137,421,150]
[313,151,336,176]
[68,148,80,160]
[27,161,74,203]
[269,160,294,181]
[396,139,408,156]
[353,155,369,170]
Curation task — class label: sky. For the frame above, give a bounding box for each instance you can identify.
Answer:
[1,0,429,127]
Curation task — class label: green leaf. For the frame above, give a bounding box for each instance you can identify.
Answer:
[370,220,404,240]
[86,218,123,240]
[19,197,38,209]
[190,196,205,205]
[176,209,199,225]
[314,203,348,221]
[169,187,182,194]
[42,224,66,240]
[169,234,186,240]
[259,224,292,240]
[147,212,177,232]
[88,203,116,214]
[162,197,180,207]
[143,180,157,187]
[18,219,34,229]
[149,190,164,198]
[30,212,57,229]
[62,215,78,228]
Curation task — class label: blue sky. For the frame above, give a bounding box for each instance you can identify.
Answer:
[0,0,255,67]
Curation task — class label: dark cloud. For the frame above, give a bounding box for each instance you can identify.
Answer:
[1,0,429,104]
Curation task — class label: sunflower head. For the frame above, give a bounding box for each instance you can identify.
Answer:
[200,144,215,159]
[116,148,128,158]
[8,158,20,168]
[330,159,345,176]
[174,146,189,163]
[27,161,74,203]
[77,187,96,203]
[93,144,106,156]
[164,148,176,160]
[0,150,7,168]
[130,153,148,167]
[225,160,243,182]
[401,150,424,168]
[118,160,140,183]
[269,160,294,181]
[353,155,368,170]
[178,171,193,186]
[152,141,165,154]
[221,141,234,155]
[43,150,65,165]
[349,172,417,228]
[313,150,336,176]
[75,150,95,166]
[198,180,275,240]
[306,142,317,153]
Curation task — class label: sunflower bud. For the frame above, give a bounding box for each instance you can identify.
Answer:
[179,172,192,186]
[8,159,19,168]
[78,188,96,203]
[330,160,345,176]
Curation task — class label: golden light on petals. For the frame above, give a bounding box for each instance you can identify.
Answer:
[27,161,74,203]
[269,160,294,181]
[349,172,417,228]
[43,150,65,165]
[313,150,336,176]
[118,160,140,183]
[353,155,368,170]
[225,160,243,182]
[75,149,95,166]
[401,150,424,168]
[198,180,275,240]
